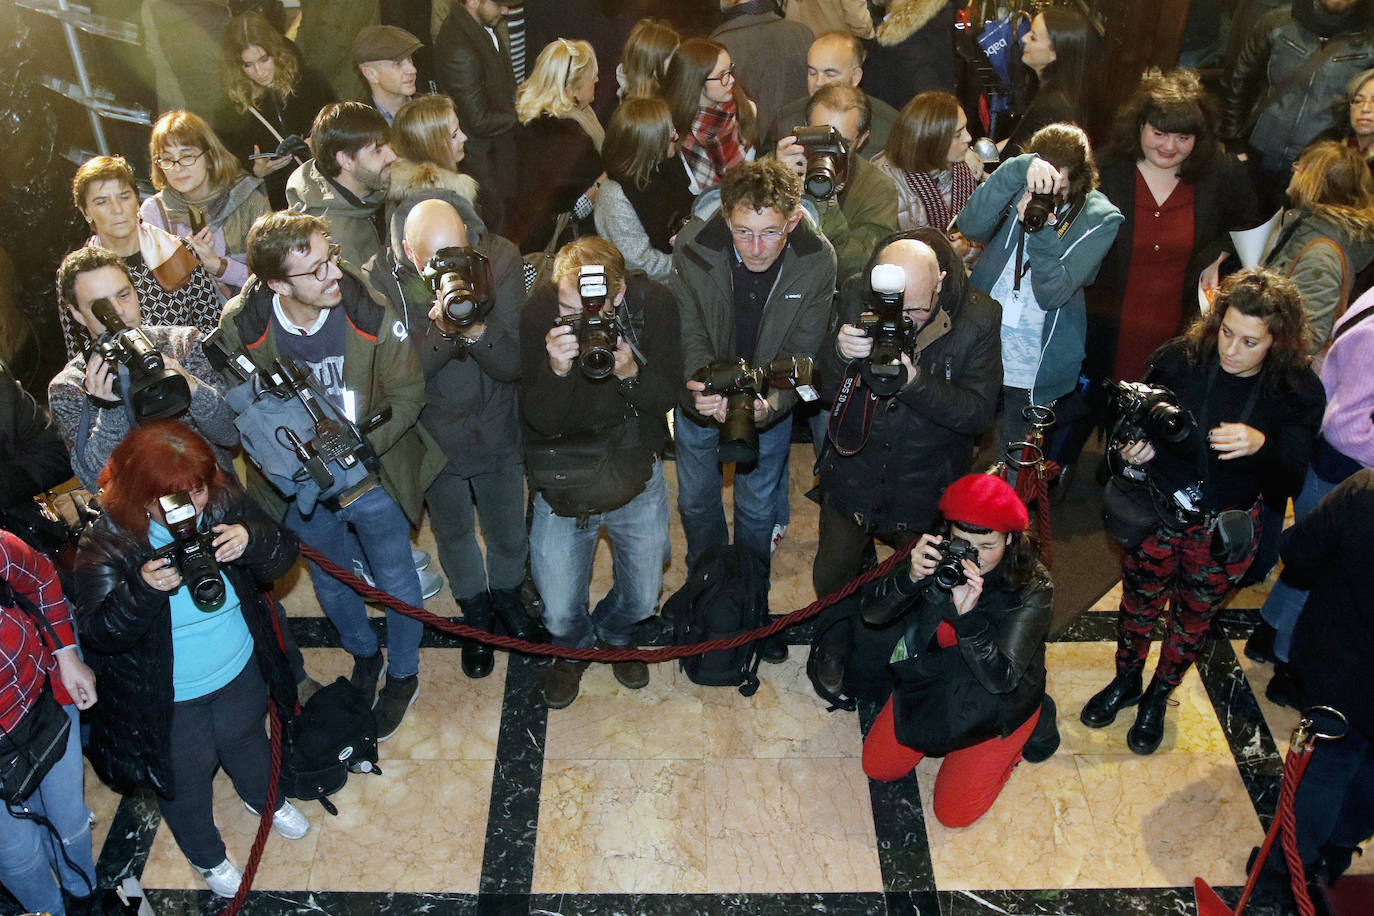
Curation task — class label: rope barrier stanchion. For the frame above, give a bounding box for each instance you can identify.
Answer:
[296,539,918,663]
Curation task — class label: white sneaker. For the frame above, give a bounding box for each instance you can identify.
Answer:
[352,560,443,600]
[244,800,311,840]
[411,547,431,571]
[770,524,788,554]
[200,858,242,897]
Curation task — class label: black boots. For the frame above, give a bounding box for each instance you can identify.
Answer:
[1126,677,1175,755]
[457,593,495,679]
[491,585,549,644]
[1244,621,1278,664]
[1080,669,1143,728]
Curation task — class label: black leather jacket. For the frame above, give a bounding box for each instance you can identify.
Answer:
[860,559,1052,754]
[73,495,298,797]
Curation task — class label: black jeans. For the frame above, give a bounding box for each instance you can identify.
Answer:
[1294,722,1374,866]
[426,460,528,600]
[158,662,272,870]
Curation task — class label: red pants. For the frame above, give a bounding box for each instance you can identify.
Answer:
[862,695,1040,828]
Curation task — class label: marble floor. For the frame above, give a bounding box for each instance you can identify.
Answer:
[38,446,1372,916]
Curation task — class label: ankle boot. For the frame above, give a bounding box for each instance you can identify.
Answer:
[1244,621,1278,664]
[1126,677,1175,755]
[457,593,494,679]
[1080,668,1143,728]
[492,586,549,644]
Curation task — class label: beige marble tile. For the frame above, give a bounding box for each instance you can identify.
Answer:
[532,758,706,893]
[384,649,505,760]
[919,755,1097,890]
[1074,753,1262,888]
[86,759,125,860]
[140,769,320,891]
[702,655,865,759]
[1089,580,1123,611]
[704,758,882,893]
[1048,642,1232,756]
[544,663,707,760]
[307,758,491,892]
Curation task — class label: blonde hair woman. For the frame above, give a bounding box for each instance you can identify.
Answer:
[142,110,270,296]
[386,95,483,255]
[509,39,607,252]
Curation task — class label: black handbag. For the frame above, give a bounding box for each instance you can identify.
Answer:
[1102,476,1164,549]
[0,684,71,804]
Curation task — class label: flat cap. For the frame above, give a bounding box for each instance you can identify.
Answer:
[352,25,423,66]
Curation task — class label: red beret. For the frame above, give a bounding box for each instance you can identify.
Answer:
[938,474,1028,533]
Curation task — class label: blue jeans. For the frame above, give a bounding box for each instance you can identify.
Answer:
[0,703,95,913]
[285,486,425,678]
[675,407,792,571]
[530,461,669,649]
[1260,465,1340,662]
[773,406,829,528]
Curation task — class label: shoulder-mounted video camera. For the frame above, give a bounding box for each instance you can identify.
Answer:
[692,355,814,464]
[85,298,192,422]
[791,124,850,201]
[855,263,915,395]
[554,264,620,379]
[149,491,226,612]
[421,246,494,330]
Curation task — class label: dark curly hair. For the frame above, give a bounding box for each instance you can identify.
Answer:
[720,157,802,219]
[1103,67,1220,183]
[1182,268,1313,387]
[940,518,1042,593]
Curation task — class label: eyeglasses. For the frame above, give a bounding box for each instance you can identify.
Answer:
[286,243,342,282]
[729,226,786,244]
[1352,95,1374,108]
[153,149,206,170]
[705,65,736,85]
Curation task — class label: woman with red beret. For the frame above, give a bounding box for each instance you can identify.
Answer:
[857,474,1054,827]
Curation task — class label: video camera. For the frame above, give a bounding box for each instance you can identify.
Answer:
[203,330,389,499]
[1021,191,1059,232]
[855,263,915,395]
[554,265,620,379]
[1103,380,1195,447]
[86,298,192,422]
[692,355,814,464]
[421,246,494,330]
[791,124,850,201]
[149,491,226,612]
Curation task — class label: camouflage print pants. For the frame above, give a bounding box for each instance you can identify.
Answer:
[1116,502,1262,687]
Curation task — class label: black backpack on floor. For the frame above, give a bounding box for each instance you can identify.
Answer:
[280,677,380,815]
[667,545,769,696]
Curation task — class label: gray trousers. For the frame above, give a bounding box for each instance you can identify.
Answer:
[426,459,528,600]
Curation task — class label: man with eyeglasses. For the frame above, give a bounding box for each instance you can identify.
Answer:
[287,102,398,271]
[806,231,1002,698]
[217,211,447,741]
[670,158,835,590]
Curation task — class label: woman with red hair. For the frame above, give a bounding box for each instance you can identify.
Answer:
[858,474,1055,827]
[73,422,307,898]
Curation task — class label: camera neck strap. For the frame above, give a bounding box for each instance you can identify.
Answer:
[74,362,137,469]
[1195,359,1264,497]
[827,362,879,457]
[1013,197,1083,292]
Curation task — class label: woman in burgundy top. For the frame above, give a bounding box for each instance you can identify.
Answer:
[1058,70,1260,465]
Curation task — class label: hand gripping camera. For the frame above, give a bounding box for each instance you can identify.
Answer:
[421,246,494,329]
[692,356,814,465]
[791,124,850,201]
[1021,191,1059,232]
[856,263,915,395]
[931,536,980,591]
[149,491,226,612]
[86,298,192,422]
[554,264,619,379]
[1104,380,1196,447]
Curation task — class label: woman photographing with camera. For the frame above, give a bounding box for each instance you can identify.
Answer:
[859,474,1054,828]
[1082,269,1325,754]
[74,422,309,898]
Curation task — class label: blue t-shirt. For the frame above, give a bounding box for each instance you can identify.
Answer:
[149,520,254,701]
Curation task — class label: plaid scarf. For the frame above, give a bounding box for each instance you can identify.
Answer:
[680,99,747,191]
[903,162,978,232]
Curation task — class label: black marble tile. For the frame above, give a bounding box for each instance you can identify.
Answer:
[1212,605,1264,639]
[95,790,162,887]
[1054,611,1118,642]
[938,887,1208,914]
[479,654,549,897]
[882,891,942,915]
[856,693,937,896]
[145,889,479,914]
[628,894,889,915]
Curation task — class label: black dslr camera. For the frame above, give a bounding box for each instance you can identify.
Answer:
[86,298,192,422]
[1021,192,1059,232]
[421,246,494,329]
[554,264,619,379]
[1104,380,1195,446]
[791,124,850,201]
[149,491,226,612]
[692,356,814,465]
[855,263,915,395]
[931,536,980,591]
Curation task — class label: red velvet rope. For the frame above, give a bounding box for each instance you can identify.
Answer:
[295,539,917,662]
[221,702,283,916]
[1233,740,1317,916]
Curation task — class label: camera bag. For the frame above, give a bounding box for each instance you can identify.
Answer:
[525,421,652,520]
[666,545,768,696]
[0,574,72,804]
[280,677,379,816]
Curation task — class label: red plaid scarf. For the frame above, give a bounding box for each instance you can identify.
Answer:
[680,99,747,190]
[903,162,978,232]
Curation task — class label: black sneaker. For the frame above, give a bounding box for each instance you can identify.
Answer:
[759,634,788,663]
[373,674,419,741]
[349,651,384,704]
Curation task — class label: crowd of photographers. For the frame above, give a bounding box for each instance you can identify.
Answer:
[4,1,1374,911]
